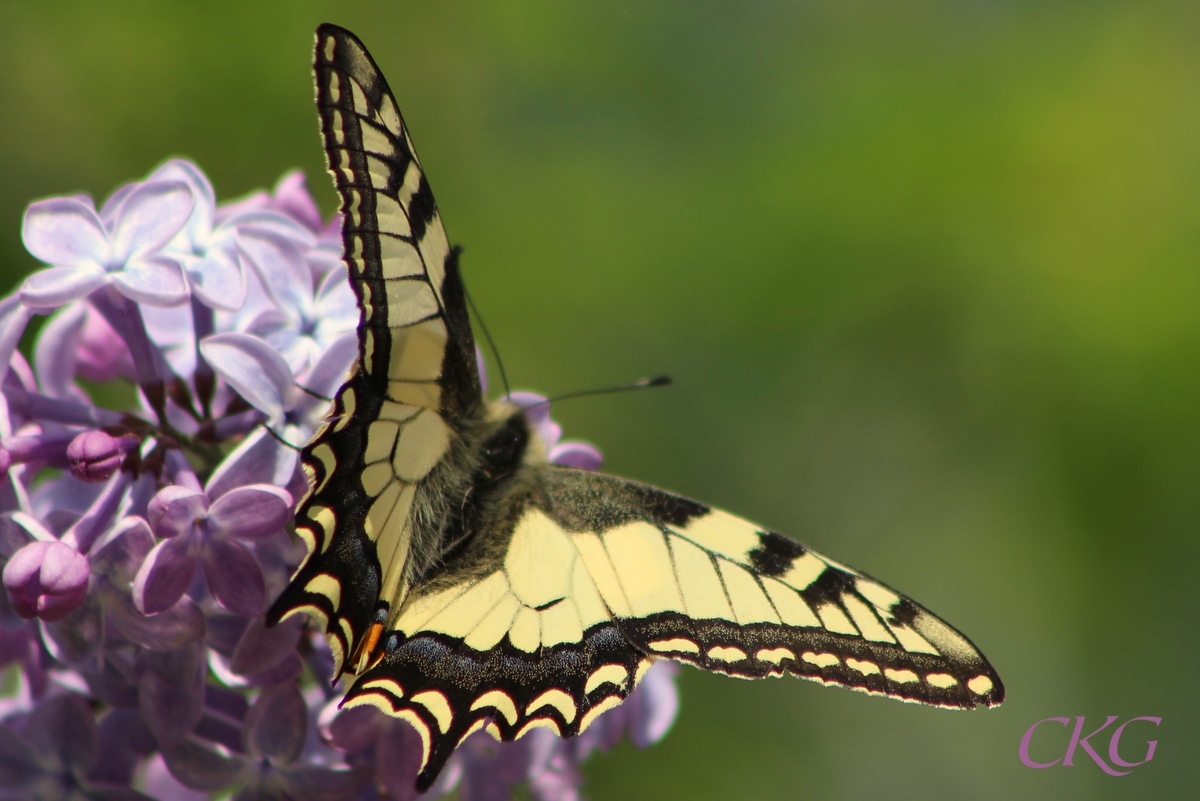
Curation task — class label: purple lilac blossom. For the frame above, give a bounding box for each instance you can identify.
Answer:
[0,158,680,801]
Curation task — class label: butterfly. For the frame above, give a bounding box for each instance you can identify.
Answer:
[267,23,1005,791]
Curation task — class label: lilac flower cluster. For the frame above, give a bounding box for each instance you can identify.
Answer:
[0,161,679,800]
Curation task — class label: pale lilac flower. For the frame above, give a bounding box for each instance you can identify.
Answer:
[199,329,356,497]
[132,482,291,616]
[20,181,194,309]
[236,227,357,376]
[218,169,340,244]
[147,159,249,312]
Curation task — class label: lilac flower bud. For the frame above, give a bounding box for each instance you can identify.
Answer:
[2,539,90,621]
[67,429,136,482]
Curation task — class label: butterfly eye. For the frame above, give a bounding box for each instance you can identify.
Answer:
[481,416,527,475]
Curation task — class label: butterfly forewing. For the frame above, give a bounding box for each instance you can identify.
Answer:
[342,467,1003,790]
[269,23,1003,795]
[266,25,483,675]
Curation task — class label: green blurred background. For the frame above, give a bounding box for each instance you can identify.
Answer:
[1,1,1197,798]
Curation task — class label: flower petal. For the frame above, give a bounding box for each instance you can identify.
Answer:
[34,302,88,398]
[26,693,96,775]
[133,536,198,615]
[88,708,156,786]
[627,660,679,748]
[188,250,248,311]
[277,764,371,801]
[548,442,603,471]
[110,256,189,307]
[99,181,138,223]
[89,516,156,582]
[139,753,211,801]
[109,180,195,261]
[149,486,209,539]
[76,302,137,382]
[312,264,357,329]
[208,484,292,540]
[0,722,42,794]
[82,655,140,708]
[244,682,307,763]
[526,729,584,801]
[138,643,206,749]
[102,584,205,650]
[20,265,108,308]
[199,332,295,421]
[298,331,357,402]
[234,651,302,688]
[229,614,302,677]
[323,704,383,753]
[201,538,266,616]
[271,170,324,232]
[374,719,428,800]
[161,737,247,793]
[227,208,317,248]
[459,734,536,801]
[0,300,35,389]
[149,158,216,247]
[37,540,90,594]
[237,227,314,317]
[22,196,108,267]
[202,427,282,500]
[38,588,104,665]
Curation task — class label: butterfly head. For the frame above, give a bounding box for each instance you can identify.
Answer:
[477,400,551,484]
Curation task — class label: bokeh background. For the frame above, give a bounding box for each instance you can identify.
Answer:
[1,1,1197,798]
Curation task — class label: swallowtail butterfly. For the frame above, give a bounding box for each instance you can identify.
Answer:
[268,23,1004,790]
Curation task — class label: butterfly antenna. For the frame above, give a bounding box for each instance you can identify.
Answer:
[296,384,334,403]
[261,423,303,451]
[457,246,511,398]
[536,375,672,407]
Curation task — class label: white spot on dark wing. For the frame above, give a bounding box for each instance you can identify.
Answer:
[706,645,747,663]
[845,658,880,676]
[585,664,629,694]
[755,647,795,665]
[967,675,994,695]
[411,690,454,733]
[926,673,958,689]
[648,637,699,654]
[884,668,920,684]
[802,652,840,668]
[526,689,577,725]
[471,690,518,725]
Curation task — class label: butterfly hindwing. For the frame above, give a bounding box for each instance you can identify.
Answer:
[268,23,1003,794]
[266,24,484,675]
[342,466,1003,789]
